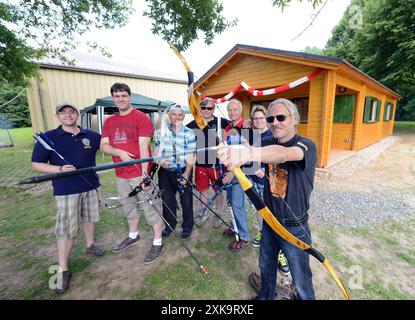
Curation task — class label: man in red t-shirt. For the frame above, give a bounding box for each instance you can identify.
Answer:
[101,83,164,264]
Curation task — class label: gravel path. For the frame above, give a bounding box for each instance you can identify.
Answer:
[327,136,399,180]
[309,184,414,228]
[309,136,414,228]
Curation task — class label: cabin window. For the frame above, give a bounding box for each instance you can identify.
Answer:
[333,95,355,123]
[384,102,393,121]
[363,96,381,123]
[292,98,309,123]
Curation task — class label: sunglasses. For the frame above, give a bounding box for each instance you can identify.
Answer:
[201,106,214,111]
[266,114,291,123]
[58,110,77,116]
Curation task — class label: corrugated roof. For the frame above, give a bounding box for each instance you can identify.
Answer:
[39,51,187,84]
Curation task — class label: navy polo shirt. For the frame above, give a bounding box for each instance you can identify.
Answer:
[31,126,101,196]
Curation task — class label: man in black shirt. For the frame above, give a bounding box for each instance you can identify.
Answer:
[218,98,317,300]
[187,98,231,228]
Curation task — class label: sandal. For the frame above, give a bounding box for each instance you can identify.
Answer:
[229,239,249,252]
[222,227,235,237]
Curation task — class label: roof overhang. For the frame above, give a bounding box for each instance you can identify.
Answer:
[39,63,187,85]
[195,44,401,100]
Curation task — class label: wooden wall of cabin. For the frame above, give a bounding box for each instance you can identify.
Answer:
[330,88,358,150]
[307,71,328,167]
[199,54,317,97]
[198,53,398,168]
[332,72,397,152]
[382,97,396,138]
[203,55,318,139]
[359,87,387,149]
[332,73,362,151]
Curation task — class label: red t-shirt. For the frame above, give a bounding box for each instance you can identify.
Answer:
[102,109,153,179]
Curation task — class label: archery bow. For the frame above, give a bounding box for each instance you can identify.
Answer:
[16,147,216,185]
[169,43,350,300]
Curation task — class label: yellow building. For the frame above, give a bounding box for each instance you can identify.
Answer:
[194,44,401,168]
[26,52,188,133]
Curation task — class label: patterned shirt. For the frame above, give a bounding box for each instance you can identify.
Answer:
[155,124,196,169]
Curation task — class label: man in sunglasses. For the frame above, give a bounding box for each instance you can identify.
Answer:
[186,98,231,228]
[218,98,317,300]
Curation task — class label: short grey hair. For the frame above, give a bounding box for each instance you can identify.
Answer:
[200,98,215,108]
[268,98,300,123]
[168,104,185,114]
[227,98,243,111]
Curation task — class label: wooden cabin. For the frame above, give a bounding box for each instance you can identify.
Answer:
[194,44,401,168]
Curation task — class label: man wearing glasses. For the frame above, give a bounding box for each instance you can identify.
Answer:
[218,98,317,300]
[31,102,105,294]
[186,98,231,228]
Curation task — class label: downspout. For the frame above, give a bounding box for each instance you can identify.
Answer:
[36,78,48,131]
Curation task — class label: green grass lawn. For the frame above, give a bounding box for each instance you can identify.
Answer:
[393,121,415,133]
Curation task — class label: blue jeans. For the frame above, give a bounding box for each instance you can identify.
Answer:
[230,177,249,241]
[257,221,315,300]
[247,179,265,206]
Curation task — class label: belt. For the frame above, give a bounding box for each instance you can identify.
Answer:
[283,214,308,227]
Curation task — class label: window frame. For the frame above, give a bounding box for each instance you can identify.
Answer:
[363,96,381,124]
[384,102,393,121]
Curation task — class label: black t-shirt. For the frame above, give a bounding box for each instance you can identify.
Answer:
[262,134,317,222]
[186,116,231,167]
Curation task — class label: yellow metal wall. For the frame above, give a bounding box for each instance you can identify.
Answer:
[26,67,188,133]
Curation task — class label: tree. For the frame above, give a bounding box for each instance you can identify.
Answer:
[1,0,240,85]
[325,0,415,121]
[144,0,237,52]
[302,46,324,55]
[1,0,134,86]
[324,0,365,66]
[272,0,323,10]
[0,82,30,128]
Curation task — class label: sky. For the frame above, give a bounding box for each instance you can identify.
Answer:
[84,0,352,81]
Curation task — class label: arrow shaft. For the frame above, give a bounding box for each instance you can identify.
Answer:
[18,146,216,185]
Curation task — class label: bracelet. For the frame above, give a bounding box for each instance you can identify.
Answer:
[59,165,63,172]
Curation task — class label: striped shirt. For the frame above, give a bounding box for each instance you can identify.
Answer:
[155,124,196,169]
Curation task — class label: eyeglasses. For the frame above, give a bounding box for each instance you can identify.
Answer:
[58,110,77,116]
[266,114,291,123]
[253,117,266,121]
[201,106,214,111]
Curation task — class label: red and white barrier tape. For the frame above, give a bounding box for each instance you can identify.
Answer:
[198,68,323,103]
